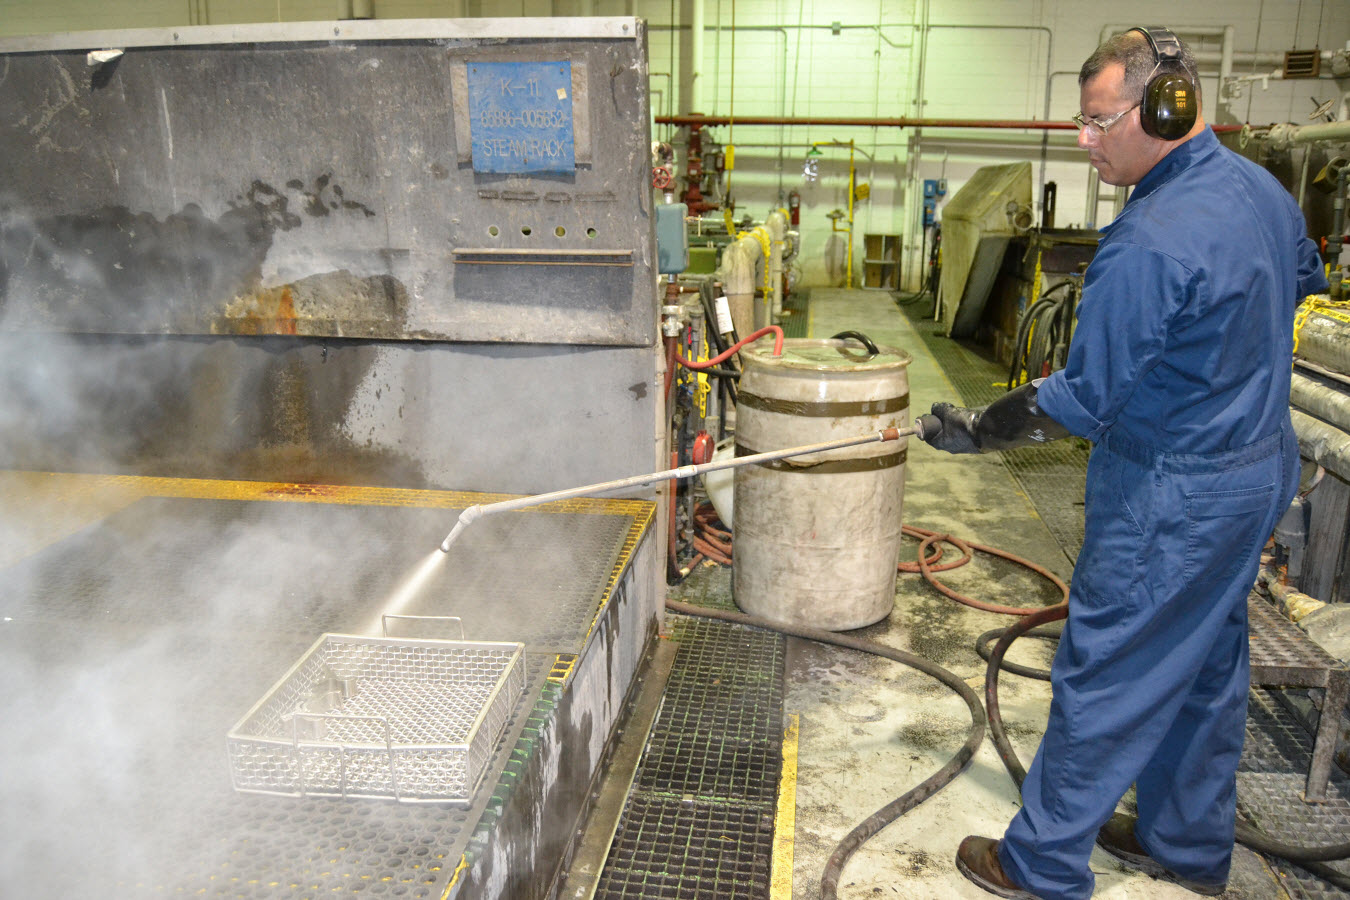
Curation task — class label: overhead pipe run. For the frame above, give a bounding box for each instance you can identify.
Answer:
[655,114,1244,134]
[688,0,704,115]
[659,114,1077,130]
[1293,409,1350,486]
[1258,120,1350,151]
[1293,373,1350,435]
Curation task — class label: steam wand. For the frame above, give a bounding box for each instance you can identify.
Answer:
[439,418,936,553]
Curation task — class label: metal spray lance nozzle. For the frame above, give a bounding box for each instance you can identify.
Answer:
[439,506,483,553]
[434,422,927,555]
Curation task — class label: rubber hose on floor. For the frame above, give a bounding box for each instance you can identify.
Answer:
[983,604,1350,869]
[901,525,1069,616]
[664,599,987,900]
[975,625,1058,681]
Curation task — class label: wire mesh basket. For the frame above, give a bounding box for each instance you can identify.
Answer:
[227,632,525,804]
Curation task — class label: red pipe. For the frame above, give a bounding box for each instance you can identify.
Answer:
[677,325,784,369]
[662,114,1077,130]
[657,113,1244,134]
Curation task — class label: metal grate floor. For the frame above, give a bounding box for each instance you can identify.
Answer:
[1242,688,1350,899]
[779,288,812,339]
[595,616,785,899]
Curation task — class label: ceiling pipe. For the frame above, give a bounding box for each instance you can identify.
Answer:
[1261,119,1350,150]
[654,114,1244,133]
[659,114,1076,130]
[1098,23,1228,45]
[688,0,704,116]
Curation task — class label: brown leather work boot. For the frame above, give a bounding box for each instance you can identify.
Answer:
[1096,813,1226,896]
[955,836,1043,899]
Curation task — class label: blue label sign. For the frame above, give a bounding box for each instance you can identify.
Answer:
[467,61,575,174]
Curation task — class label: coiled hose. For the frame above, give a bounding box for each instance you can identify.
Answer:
[900,525,1068,615]
[983,603,1350,881]
[1008,281,1075,388]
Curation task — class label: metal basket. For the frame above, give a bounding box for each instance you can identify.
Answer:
[227,632,525,804]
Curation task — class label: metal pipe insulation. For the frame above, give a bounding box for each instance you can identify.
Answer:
[714,210,788,333]
[1220,25,1235,99]
[1299,359,1350,389]
[1258,568,1329,626]
[438,421,932,553]
[1292,409,1350,485]
[1261,120,1350,150]
[1293,372,1350,434]
[716,238,757,337]
[766,210,787,320]
[1296,301,1350,376]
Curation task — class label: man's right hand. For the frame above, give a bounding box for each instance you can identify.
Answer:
[920,381,1070,455]
[922,402,984,454]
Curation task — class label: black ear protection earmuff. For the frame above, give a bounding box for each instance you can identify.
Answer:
[1130,27,1198,140]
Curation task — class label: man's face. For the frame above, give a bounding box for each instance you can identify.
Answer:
[1077,62,1170,186]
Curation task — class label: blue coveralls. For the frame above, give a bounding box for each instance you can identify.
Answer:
[997,127,1328,900]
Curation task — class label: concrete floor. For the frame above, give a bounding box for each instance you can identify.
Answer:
[669,289,1291,900]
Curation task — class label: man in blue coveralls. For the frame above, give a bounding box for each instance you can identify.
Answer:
[921,27,1328,900]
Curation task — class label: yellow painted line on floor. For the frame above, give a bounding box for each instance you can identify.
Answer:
[771,713,800,899]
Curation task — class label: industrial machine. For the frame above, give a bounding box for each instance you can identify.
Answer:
[0,18,667,899]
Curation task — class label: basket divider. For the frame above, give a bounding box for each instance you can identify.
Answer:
[383,719,401,802]
[290,715,309,799]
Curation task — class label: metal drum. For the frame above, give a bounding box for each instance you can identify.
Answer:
[733,337,912,630]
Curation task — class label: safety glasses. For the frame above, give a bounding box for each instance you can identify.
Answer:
[1072,104,1139,136]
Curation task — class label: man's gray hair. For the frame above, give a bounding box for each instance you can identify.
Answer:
[1079,29,1200,103]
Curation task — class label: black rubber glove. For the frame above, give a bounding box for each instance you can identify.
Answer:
[922,380,1070,454]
